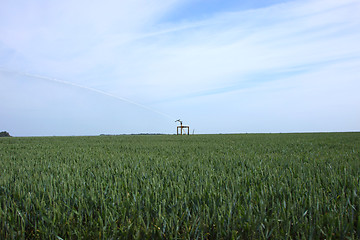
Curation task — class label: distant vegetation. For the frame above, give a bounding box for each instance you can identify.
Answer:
[100,133,166,136]
[0,131,11,137]
[1,133,359,239]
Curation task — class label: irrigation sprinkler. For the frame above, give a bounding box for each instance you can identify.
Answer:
[175,119,189,135]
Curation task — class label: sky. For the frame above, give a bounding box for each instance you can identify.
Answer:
[0,0,359,136]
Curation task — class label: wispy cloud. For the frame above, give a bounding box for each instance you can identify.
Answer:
[1,0,359,135]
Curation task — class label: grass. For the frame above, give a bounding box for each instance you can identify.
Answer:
[1,133,359,239]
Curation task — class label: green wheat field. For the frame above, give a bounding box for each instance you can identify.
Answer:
[1,133,359,239]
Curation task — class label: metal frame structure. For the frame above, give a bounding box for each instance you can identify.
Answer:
[175,119,189,135]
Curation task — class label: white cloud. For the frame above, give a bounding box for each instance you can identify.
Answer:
[121,0,360,103]
[1,0,359,135]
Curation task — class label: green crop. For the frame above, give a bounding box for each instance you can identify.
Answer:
[1,133,359,239]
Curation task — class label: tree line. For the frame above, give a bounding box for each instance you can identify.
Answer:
[0,131,11,137]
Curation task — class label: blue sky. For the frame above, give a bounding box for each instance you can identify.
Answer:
[1,0,359,136]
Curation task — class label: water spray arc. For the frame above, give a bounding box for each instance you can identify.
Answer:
[1,68,174,120]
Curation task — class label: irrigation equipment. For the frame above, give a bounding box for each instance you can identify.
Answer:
[175,119,189,135]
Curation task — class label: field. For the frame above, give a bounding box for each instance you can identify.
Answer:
[1,133,359,239]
